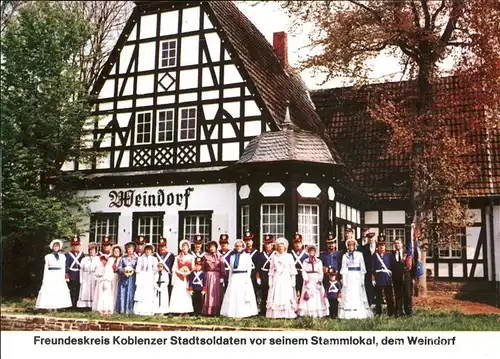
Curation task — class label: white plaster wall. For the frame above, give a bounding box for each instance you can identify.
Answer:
[364,211,378,224]
[76,183,237,254]
[382,210,405,224]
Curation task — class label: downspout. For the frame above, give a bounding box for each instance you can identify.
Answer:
[485,127,496,283]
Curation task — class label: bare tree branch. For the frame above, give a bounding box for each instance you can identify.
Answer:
[420,0,431,29]
[410,0,421,28]
[440,0,464,44]
[349,0,382,23]
[431,0,446,28]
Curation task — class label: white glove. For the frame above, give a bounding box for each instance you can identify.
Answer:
[220,278,225,284]
[257,277,262,285]
[372,280,376,287]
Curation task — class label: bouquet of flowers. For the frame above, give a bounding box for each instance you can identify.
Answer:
[124,266,134,277]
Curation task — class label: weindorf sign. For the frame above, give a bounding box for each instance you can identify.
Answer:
[109,187,194,209]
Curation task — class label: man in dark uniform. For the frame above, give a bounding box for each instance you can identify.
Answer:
[255,234,275,315]
[65,236,84,309]
[155,236,175,298]
[243,230,259,299]
[98,236,113,258]
[392,238,413,317]
[218,234,231,291]
[191,234,205,260]
[290,233,307,300]
[362,231,377,306]
[134,236,146,257]
[358,228,369,246]
[372,236,395,317]
[320,233,341,284]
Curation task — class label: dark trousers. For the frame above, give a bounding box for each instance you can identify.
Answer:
[364,274,374,305]
[67,280,80,308]
[394,279,413,316]
[259,282,270,314]
[192,291,203,315]
[328,298,339,318]
[375,285,395,316]
[295,271,304,297]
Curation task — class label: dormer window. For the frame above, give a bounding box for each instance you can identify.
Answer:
[161,40,177,68]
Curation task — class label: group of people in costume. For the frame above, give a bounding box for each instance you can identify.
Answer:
[35,227,416,319]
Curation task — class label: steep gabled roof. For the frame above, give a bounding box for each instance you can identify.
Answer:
[311,76,500,200]
[132,0,344,165]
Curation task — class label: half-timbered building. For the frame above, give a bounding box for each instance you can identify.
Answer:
[63,1,499,283]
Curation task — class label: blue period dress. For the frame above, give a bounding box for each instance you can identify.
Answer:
[116,255,137,314]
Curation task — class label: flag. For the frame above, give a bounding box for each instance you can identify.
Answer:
[411,223,424,279]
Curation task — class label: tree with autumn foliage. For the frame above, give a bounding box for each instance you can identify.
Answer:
[261,0,500,295]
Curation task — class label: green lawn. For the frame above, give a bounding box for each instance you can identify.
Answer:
[2,298,499,331]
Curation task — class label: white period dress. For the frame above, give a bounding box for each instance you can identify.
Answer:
[133,254,158,315]
[168,253,195,313]
[220,251,259,318]
[298,257,329,318]
[92,262,114,313]
[153,269,170,314]
[266,252,298,319]
[77,255,100,308]
[338,251,373,319]
[35,252,72,309]
[107,256,121,311]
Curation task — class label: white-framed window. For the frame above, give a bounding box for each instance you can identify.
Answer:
[241,205,250,237]
[298,204,319,246]
[438,229,464,259]
[328,206,334,230]
[90,213,119,244]
[135,112,152,144]
[180,211,212,247]
[133,212,164,246]
[346,205,352,221]
[384,228,405,251]
[157,109,174,143]
[161,39,177,68]
[261,204,285,248]
[351,208,357,223]
[340,203,347,219]
[179,107,197,141]
[335,202,340,218]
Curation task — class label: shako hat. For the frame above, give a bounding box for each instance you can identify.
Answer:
[134,236,146,245]
[243,230,254,241]
[194,234,203,245]
[219,233,229,245]
[264,234,274,245]
[158,237,167,247]
[101,236,112,246]
[326,232,337,244]
[70,236,81,246]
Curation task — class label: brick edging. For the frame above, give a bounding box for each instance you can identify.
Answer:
[1,314,292,331]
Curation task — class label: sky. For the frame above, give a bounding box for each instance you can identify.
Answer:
[234,1,405,90]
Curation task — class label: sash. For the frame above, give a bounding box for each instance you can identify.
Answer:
[68,251,83,271]
[292,250,306,269]
[156,252,172,274]
[247,249,257,269]
[375,253,392,275]
[261,251,274,272]
[192,272,203,286]
[221,251,231,271]
[191,251,205,259]
[328,282,339,293]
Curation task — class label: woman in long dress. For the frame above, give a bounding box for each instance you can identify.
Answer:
[108,244,122,311]
[77,243,100,309]
[202,240,226,316]
[266,237,297,319]
[338,238,373,319]
[153,262,170,314]
[220,239,258,318]
[35,239,72,311]
[93,256,114,315]
[116,242,138,314]
[297,245,329,318]
[134,243,158,315]
[168,239,195,314]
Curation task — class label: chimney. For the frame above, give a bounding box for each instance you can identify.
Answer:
[273,31,288,67]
